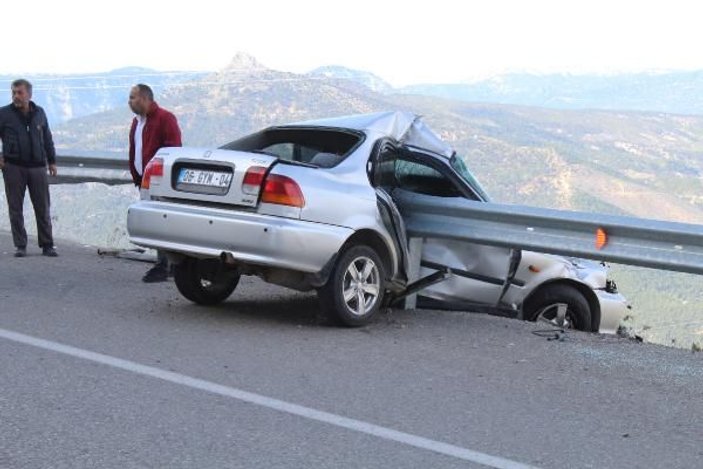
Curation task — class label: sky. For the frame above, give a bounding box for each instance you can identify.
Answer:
[3,0,703,86]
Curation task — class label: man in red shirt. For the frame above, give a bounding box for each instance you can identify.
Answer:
[128,84,182,282]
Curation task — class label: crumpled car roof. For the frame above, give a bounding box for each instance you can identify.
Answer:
[290,111,454,158]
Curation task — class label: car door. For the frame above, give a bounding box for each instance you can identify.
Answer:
[368,138,411,290]
[383,147,515,307]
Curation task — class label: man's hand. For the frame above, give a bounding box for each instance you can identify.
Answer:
[48,164,58,177]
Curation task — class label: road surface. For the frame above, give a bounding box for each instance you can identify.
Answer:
[0,233,701,468]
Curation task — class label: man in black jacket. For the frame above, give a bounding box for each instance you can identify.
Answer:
[0,79,58,257]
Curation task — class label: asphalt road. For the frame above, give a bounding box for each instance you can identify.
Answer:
[1,233,701,468]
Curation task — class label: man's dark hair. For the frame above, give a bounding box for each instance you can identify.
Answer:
[135,83,154,101]
[11,78,32,95]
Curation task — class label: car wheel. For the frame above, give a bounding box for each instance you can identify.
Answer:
[523,285,592,331]
[318,245,386,326]
[173,257,240,305]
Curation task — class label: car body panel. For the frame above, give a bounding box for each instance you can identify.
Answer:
[594,290,628,334]
[128,200,353,274]
[418,238,512,305]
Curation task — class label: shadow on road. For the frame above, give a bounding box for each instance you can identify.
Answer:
[167,294,325,327]
[152,290,411,330]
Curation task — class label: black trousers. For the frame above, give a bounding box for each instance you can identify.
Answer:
[2,163,54,249]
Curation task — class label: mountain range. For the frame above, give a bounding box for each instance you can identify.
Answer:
[398,71,703,115]
[302,65,703,116]
[53,54,703,225]
[6,57,703,126]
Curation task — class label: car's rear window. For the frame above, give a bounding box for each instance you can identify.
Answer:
[220,127,363,167]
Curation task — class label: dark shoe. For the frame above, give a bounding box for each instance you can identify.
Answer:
[14,247,26,258]
[42,247,58,257]
[142,265,168,283]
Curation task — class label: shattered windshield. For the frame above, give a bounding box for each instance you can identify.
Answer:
[450,155,491,202]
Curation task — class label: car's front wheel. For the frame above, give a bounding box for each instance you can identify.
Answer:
[318,245,386,326]
[523,284,593,331]
[173,257,240,305]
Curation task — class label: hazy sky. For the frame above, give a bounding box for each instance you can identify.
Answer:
[4,0,702,86]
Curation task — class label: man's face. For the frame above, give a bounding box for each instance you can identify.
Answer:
[128,87,146,115]
[11,85,31,109]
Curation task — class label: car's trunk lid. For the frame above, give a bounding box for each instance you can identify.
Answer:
[146,147,278,207]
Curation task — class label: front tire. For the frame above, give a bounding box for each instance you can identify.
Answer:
[318,245,386,326]
[523,284,593,331]
[173,258,240,305]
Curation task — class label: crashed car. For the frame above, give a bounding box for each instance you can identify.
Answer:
[127,111,628,332]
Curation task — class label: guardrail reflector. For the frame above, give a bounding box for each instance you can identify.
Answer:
[596,228,608,250]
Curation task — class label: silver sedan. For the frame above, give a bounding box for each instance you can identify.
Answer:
[127,111,628,332]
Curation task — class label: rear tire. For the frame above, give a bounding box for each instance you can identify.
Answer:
[523,284,592,331]
[173,258,240,305]
[318,245,386,326]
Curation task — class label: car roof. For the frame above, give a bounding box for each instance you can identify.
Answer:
[285,111,454,158]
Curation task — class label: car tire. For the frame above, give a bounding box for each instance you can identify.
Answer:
[523,284,592,331]
[318,245,386,326]
[173,257,240,306]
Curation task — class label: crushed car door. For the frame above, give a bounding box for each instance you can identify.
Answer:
[388,148,516,307]
[368,139,410,291]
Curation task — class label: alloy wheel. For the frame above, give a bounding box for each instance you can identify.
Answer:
[535,302,574,328]
[341,256,381,316]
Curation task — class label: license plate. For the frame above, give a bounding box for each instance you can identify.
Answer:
[178,168,233,188]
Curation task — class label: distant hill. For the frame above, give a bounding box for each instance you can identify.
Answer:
[309,65,393,93]
[53,55,397,156]
[399,71,703,115]
[0,68,207,124]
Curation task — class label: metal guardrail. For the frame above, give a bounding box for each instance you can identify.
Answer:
[393,190,703,275]
[53,154,131,185]
[56,155,126,169]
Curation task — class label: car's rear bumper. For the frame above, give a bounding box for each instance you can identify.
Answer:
[595,290,629,334]
[127,200,353,273]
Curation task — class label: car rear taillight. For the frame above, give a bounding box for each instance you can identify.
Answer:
[242,166,268,195]
[262,174,305,207]
[142,157,164,190]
